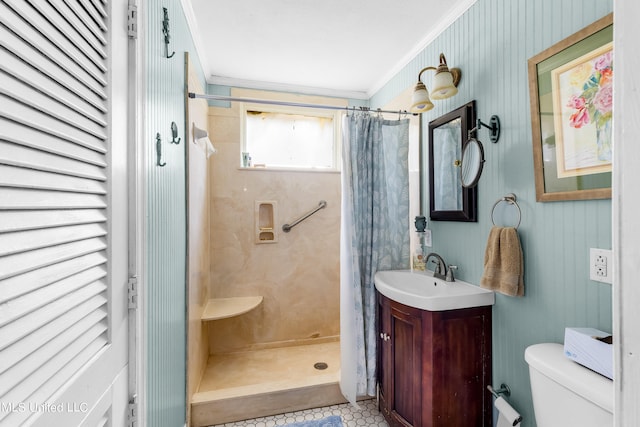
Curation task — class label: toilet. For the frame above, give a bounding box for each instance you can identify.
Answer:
[525,343,613,426]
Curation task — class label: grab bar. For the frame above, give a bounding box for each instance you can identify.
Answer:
[282,200,327,233]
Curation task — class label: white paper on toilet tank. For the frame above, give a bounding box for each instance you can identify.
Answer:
[564,327,613,380]
[495,396,522,426]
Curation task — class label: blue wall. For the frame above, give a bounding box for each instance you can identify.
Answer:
[371,1,613,425]
[145,1,205,426]
[148,1,613,425]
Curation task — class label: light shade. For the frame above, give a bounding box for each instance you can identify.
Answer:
[410,81,434,113]
[410,53,461,112]
[430,69,458,100]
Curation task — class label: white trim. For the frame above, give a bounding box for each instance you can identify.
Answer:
[128,0,147,425]
[179,0,211,86]
[182,1,476,100]
[186,1,476,100]
[127,0,139,405]
[181,0,359,100]
[208,75,369,101]
[366,0,477,97]
[613,2,640,425]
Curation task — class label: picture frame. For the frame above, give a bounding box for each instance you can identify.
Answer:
[528,13,613,202]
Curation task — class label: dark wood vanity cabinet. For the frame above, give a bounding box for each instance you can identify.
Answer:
[377,292,492,427]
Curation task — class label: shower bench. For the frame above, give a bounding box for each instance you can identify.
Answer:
[201,296,263,321]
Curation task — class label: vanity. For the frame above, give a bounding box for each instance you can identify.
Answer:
[375,270,494,427]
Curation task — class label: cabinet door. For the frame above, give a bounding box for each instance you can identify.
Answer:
[378,293,492,427]
[376,295,391,416]
[426,308,492,427]
[377,295,391,416]
[388,302,423,427]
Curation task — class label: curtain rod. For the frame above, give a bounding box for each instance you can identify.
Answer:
[187,92,416,116]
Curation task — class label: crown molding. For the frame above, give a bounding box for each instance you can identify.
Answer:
[179,0,211,78]
[366,0,477,98]
[207,76,370,101]
[183,0,476,101]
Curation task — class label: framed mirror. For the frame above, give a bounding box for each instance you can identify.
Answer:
[427,100,477,221]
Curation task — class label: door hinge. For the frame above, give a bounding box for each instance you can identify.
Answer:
[127,4,138,39]
[128,395,138,427]
[128,277,138,309]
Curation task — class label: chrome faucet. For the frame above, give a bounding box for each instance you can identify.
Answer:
[425,252,456,282]
[425,253,446,280]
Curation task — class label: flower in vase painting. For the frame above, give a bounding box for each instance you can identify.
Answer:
[567,51,613,130]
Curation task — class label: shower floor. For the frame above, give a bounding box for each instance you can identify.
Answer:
[191,340,346,427]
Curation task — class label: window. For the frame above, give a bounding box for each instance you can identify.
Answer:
[242,106,340,171]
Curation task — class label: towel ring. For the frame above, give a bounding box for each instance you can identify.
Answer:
[491,193,521,229]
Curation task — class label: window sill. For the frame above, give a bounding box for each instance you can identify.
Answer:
[238,166,340,174]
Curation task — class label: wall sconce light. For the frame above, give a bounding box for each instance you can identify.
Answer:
[410,53,461,113]
[193,123,217,158]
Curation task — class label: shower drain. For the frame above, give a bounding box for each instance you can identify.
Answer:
[314,362,328,370]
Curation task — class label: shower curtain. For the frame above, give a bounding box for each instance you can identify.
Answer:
[340,113,410,404]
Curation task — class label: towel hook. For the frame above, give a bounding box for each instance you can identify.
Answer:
[162,7,175,58]
[170,121,181,144]
[491,193,521,229]
[156,133,166,167]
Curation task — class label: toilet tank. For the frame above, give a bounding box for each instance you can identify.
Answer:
[525,343,613,427]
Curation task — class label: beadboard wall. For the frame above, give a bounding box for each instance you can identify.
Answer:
[370,1,613,425]
[144,1,616,425]
[145,1,205,426]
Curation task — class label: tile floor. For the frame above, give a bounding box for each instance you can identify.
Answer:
[210,398,389,427]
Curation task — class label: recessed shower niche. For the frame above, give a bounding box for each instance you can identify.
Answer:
[255,201,278,243]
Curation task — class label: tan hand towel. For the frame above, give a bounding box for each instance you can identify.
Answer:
[480,226,524,297]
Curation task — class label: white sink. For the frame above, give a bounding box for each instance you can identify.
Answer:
[374,269,495,311]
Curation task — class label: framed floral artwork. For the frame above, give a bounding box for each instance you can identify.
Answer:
[528,13,613,202]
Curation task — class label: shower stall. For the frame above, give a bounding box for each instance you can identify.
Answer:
[186,86,346,427]
[184,79,418,426]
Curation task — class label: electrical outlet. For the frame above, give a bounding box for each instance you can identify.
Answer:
[590,248,613,284]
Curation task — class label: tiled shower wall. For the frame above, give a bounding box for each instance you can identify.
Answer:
[206,89,344,354]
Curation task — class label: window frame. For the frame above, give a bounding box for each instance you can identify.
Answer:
[240,102,342,172]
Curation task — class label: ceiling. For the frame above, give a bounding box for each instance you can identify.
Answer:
[183,0,476,99]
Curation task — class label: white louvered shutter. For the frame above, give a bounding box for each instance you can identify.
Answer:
[0,0,129,426]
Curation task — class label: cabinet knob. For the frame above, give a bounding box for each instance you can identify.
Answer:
[380,332,390,341]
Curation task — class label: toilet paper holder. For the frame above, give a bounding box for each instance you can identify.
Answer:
[487,383,511,398]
